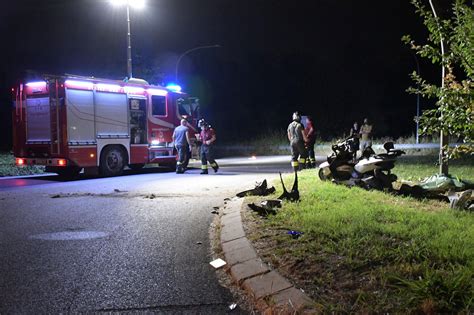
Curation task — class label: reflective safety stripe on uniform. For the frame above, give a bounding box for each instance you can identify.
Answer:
[299,158,306,164]
[210,162,218,168]
[177,161,182,165]
[291,161,299,167]
[201,165,208,170]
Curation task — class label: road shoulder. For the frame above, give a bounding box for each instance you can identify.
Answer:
[219,198,315,313]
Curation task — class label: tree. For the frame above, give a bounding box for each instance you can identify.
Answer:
[402,0,473,174]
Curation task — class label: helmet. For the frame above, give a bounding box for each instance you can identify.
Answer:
[292,111,301,122]
[198,119,208,128]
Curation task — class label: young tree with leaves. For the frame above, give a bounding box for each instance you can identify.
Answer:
[402,0,473,175]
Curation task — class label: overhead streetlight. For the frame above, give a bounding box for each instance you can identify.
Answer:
[110,0,145,79]
[175,44,221,83]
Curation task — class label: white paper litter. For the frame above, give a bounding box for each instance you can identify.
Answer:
[209,258,227,269]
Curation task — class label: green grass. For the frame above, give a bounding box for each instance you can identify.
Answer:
[245,160,474,313]
[0,152,45,176]
[396,155,474,182]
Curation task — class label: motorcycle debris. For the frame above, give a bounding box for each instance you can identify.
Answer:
[196,241,202,245]
[229,303,237,311]
[278,172,300,201]
[287,230,304,239]
[236,179,276,197]
[248,203,277,216]
[211,210,219,214]
[261,199,282,209]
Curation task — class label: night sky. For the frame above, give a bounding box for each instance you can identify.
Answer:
[0,0,445,149]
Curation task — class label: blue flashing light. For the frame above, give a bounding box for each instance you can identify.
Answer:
[166,83,182,93]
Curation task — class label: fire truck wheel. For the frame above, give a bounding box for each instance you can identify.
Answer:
[100,146,127,176]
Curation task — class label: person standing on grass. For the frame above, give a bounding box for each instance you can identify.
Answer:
[172,119,191,174]
[359,118,373,154]
[287,111,308,172]
[304,116,317,168]
[199,119,219,174]
[349,121,360,161]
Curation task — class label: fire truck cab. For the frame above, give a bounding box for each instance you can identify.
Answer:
[12,74,200,177]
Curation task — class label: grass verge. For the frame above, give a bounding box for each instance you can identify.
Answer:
[243,159,474,313]
[0,151,45,177]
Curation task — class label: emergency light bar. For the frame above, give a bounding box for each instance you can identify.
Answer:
[165,83,182,93]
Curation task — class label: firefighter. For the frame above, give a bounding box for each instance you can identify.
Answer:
[172,119,191,174]
[304,115,316,168]
[287,111,308,171]
[198,119,219,174]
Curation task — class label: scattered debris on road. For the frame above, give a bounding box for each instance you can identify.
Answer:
[229,303,237,311]
[210,258,227,269]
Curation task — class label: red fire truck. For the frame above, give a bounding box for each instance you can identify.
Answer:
[12,74,200,177]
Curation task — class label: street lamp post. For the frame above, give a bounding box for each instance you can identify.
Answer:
[175,44,221,83]
[126,4,132,78]
[110,0,145,79]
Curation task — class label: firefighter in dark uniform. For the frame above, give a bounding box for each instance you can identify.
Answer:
[304,115,317,168]
[198,119,219,174]
[287,112,308,171]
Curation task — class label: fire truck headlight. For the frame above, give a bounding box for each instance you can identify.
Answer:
[151,140,159,145]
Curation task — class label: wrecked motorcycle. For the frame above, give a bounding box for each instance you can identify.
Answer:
[318,137,405,190]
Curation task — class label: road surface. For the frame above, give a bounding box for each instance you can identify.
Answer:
[0,156,315,313]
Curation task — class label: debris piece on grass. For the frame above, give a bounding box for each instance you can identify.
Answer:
[448,189,473,210]
[209,258,227,269]
[287,230,304,239]
[261,199,282,209]
[278,171,300,201]
[236,179,275,197]
[247,203,277,216]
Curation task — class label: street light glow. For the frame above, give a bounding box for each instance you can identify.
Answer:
[129,0,145,9]
[110,0,145,9]
[110,0,127,6]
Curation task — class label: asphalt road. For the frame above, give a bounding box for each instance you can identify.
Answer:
[0,156,317,313]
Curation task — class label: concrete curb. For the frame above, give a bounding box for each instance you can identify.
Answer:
[219,198,315,314]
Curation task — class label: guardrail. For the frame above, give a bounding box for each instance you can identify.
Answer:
[214,143,465,157]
